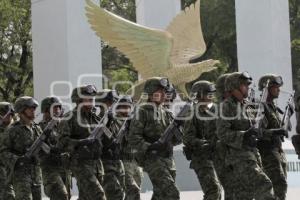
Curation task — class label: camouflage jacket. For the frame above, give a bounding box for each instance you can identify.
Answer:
[257,101,283,151]
[0,119,42,182]
[183,104,218,162]
[217,96,261,165]
[38,119,64,167]
[0,124,10,166]
[101,116,123,160]
[128,103,172,159]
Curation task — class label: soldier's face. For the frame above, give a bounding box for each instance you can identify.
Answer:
[23,107,36,120]
[51,105,62,117]
[151,89,166,105]
[239,83,249,98]
[198,94,214,103]
[2,114,13,126]
[116,105,131,117]
[269,85,280,99]
[81,98,94,111]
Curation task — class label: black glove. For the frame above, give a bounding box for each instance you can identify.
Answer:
[270,128,288,137]
[147,141,165,153]
[108,140,120,152]
[75,145,94,160]
[243,127,259,148]
[50,147,61,155]
[15,156,32,169]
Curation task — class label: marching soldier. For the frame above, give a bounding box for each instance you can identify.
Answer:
[0,102,15,200]
[96,89,119,118]
[118,96,143,200]
[183,81,222,200]
[39,97,71,200]
[257,74,290,200]
[0,96,42,200]
[214,73,236,200]
[58,85,106,200]
[217,72,276,200]
[292,95,300,159]
[128,77,180,200]
[101,95,128,200]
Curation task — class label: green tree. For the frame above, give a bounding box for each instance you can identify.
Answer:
[0,0,33,101]
[289,0,300,97]
[100,0,138,93]
[182,0,237,72]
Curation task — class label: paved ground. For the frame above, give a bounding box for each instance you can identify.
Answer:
[43,188,300,200]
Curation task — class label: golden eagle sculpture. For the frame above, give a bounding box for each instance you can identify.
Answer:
[85,0,218,97]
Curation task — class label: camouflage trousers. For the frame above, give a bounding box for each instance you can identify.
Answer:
[123,160,143,200]
[260,150,287,200]
[41,165,71,200]
[232,159,275,200]
[71,160,106,200]
[214,163,235,200]
[12,165,42,200]
[144,156,179,200]
[191,158,222,200]
[0,165,15,200]
[214,143,235,200]
[102,160,125,200]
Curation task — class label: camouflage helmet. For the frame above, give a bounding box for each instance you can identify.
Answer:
[216,73,231,100]
[0,102,14,116]
[118,95,133,104]
[143,77,169,95]
[166,83,177,101]
[14,96,39,113]
[225,72,252,92]
[190,80,216,99]
[41,96,62,113]
[258,74,283,91]
[95,89,119,103]
[71,85,97,103]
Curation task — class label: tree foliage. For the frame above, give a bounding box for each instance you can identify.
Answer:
[0,0,32,101]
[289,0,300,96]
[100,0,138,93]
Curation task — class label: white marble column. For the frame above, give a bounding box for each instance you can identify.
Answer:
[236,0,293,98]
[135,0,181,29]
[31,0,102,104]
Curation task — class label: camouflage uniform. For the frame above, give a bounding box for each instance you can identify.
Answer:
[183,81,221,200]
[38,96,71,200]
[119,96,143,200]
[214,73,235,200]
[122,129,143,200]
[122,161,143,200]
[257,75,288,200]
[102,117,125,200]
[292,96,300,158]
[0,97,42,200]
[58,85,106,200]
[0,102,15,200]
[128,77,180,200]
[217,72,275,200]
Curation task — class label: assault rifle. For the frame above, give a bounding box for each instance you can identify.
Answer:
[87,106,115,144]
[281,91,295,138]
[252,80,270,137]
[155,100,194,148]
[25,118,60,158]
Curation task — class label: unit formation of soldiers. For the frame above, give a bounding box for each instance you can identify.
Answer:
[0,72,299,200]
